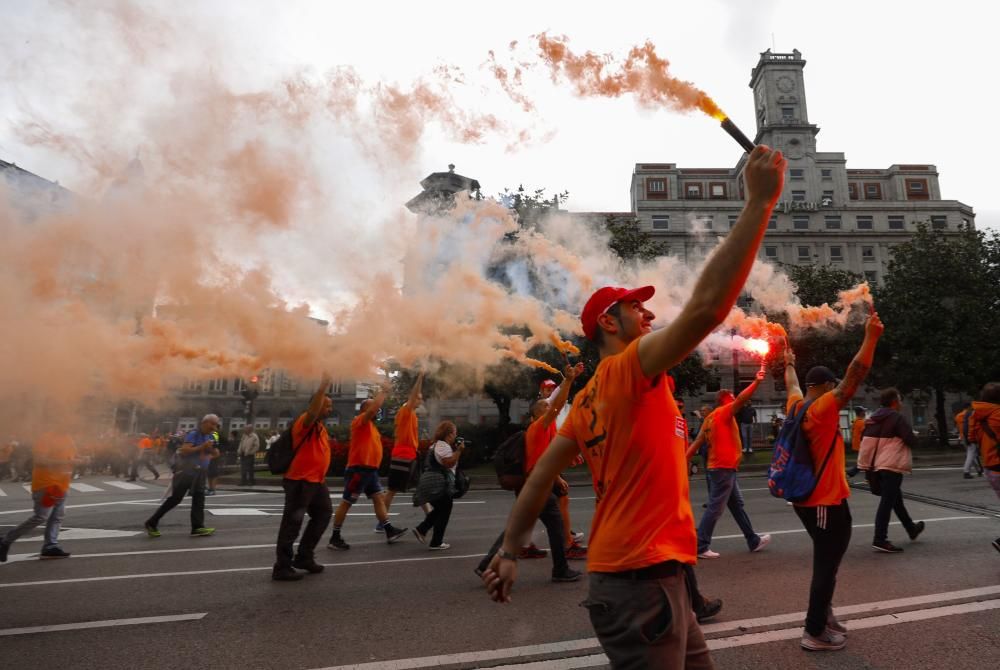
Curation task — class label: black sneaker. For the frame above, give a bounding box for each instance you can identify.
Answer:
[963,473,973,479]
[0,540,8,563]
[552,568,583,583]
[385,526,408,544]
[696,597,723,623]
[907,521,926,541]
[291,558,325,574]
[272,566,304,582]
[40,547,71,559]
[328,535,350,551]
[872,540,903,553]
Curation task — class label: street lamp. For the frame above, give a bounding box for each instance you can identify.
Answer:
[731,328,740,392]
[242,375,260,427]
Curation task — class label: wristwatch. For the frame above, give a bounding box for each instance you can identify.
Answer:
[497,548,518,561]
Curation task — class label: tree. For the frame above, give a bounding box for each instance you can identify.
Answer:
[605,215,669,264]
[874,224,1000,444]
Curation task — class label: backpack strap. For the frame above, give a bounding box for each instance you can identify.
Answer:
[980,417,998,444]
[962,410,973,446]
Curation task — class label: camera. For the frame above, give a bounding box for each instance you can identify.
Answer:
[456,437,465,446]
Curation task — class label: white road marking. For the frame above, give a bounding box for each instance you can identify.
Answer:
[321,593,1000,670]
[0,486,6,496]
[22,484,31,493]
[0,491,261,516]
[69,483,103,493]
[0,553,485,588]
[207,508,273,516]
[0,612,207,637]
[711,515,986,542]
[103,481,148,490]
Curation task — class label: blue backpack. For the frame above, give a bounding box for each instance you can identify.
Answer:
[767,398,839,502]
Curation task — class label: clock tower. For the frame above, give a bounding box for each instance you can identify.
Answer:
[748,49,819,159]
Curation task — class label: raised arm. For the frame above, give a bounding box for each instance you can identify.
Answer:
[731,369,765,413]
[540,364,584,427]
[832,314,884,408]
[361,382,390,421]
[303,373,332,427]
[783,341,802,400]
[407,371,425,406]
[637,146,785,377]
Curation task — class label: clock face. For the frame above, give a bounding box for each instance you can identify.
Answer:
[776,75,795,93]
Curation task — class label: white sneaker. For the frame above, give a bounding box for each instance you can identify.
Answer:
[801,628,847,651]
[571,530,585,541]
[751,534,772,553]
[429,543,451,551]
[698,549,720,559]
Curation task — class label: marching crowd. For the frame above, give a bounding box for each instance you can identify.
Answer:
[2,145,999,668]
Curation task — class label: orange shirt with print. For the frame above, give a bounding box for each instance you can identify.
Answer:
[139,437,154,450]
[558,339,696,572]
[851,418,865,452]
[32,432,77,495]
[284,413,331,483]
[525,419,557,473]
[348,414,383,468]
[786,392,850,507]
[392,405,419,461]
[706,404,742,470]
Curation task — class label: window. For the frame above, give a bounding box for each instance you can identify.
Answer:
[888,215,905,230]
[647,178,666,197]
[184,379,202,393]
[765,246,778,259]
[793,215,810,230]
[856,215,873,230]
[728,214,738,229]
[821,190,834,206]
[651,215,670,230]
[781,106,795,120]
[798,246,811,261]
[207,378,227,393]
[280,373,297,392]
[790,169,804,181]
[254,417,272,430]
[862,246,875,260]
[710,183,726,199]
[792,190,806,202]
[821,169,832,179]
[830,245,843,261]
[864,182,883,200]
[931,215,947,230]
[864,271,878,285]
[177,417,197,432]
[848,183,859,200]
[825,215,842,230]
[906,178,929,200]
[685,183,703,199]
[702,216,714,230]
[768,216,777,230]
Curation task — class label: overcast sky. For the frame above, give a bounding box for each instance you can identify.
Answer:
[2,0,996,230]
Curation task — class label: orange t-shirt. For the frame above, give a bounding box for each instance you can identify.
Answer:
[558,339,696,572]
[851,418,865,452]
[138,437,153,450]
[392,405,419,461]
[706,404,742,470]
[955,410,970,443]
[786,392,850,507]
[284,414,331,483]
[32,432,77,495]
[525,419,557,473]
[349,414,383,468]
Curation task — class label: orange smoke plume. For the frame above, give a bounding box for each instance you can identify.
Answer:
[550,332,580,356]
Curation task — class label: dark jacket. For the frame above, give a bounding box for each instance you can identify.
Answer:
[858,407,917,475]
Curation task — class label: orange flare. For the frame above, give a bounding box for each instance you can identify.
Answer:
[524,357,561,374]
[743,338,770,356]
[550,333,580,356]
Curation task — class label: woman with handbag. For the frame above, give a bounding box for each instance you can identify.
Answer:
[413,421,463,550]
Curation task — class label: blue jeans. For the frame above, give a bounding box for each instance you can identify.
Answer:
[1,490,67,551]
[697,469,760,553]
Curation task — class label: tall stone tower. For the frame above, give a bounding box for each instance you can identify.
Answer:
[748,49,820,162]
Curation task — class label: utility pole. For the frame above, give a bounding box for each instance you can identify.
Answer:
[242,376,260,428]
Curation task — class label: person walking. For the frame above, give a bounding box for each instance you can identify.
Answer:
[956,403,984,479]
[967,383,1000,554]
[129,433,160,481]
[272,376,335,581]
[382,372,424,528]
[144,414,219,538]
[0,431,79,562]
[857,389,925,553]
[782,313,884,652]
[846,407,866,478]
[238,426,260,486]
[413,421,463,550]
[736,400,757,455]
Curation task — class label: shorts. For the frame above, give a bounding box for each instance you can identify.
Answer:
[342,467,384,504]
[387,458,416,493]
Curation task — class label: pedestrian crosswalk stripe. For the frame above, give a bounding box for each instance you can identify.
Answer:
[69,483,103,493]
[22,484,31,493]
[0,487,6,496]
[103,481,147,490]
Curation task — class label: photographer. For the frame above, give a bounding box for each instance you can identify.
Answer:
[143,414,220,538]
[412,421,463,550]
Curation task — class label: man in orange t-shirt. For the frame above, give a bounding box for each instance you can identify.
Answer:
[476,364,584,580]
[328,382,408,550]
[384,372,424,521]
[482,144,786,669]
[782,313,883,652]
[0,432,79,562]
[689,370,770,559]
[129,433,160,482]
[273,375,336,581]
[846,408,866,478]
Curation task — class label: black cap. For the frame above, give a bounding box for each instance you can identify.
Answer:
[805,366,840,387]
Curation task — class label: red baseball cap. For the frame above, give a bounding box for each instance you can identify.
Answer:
[581,286,655,340]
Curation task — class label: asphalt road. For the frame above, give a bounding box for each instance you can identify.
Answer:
[1,466,998,670]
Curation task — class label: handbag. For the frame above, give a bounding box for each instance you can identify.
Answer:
[413,469,449,506]
[453,469,471,499]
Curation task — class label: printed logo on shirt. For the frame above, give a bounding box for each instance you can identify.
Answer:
[675,416,687,439]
